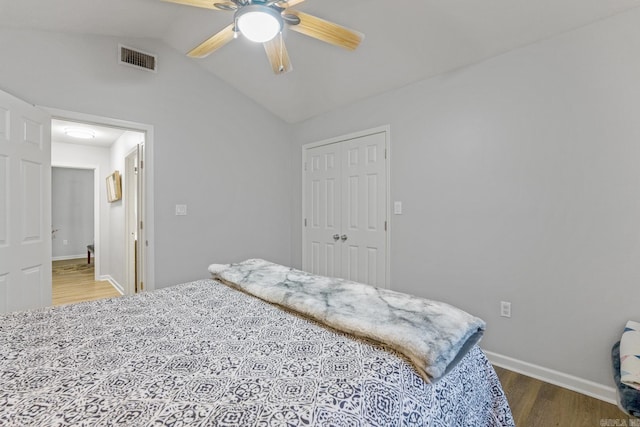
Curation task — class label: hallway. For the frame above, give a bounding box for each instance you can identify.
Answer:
[52,258,121,306]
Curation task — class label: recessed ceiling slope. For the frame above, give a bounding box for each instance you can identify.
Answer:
[2,0,640,123]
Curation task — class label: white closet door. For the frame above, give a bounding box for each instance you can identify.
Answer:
[0,89,52,313]
[340,132,387,287]
[303,130,388,288]
[304,142,342,278]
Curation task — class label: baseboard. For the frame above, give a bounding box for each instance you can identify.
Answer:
[52,254,87,261]
[484,350,617,405]
[99,275,124,295]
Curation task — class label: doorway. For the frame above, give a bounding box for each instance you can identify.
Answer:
[51,166,115,305]
[50,114,150,301]
[0,89,155,313]
[51,167,94,262]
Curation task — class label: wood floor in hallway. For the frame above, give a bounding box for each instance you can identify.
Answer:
[52,258,121,306]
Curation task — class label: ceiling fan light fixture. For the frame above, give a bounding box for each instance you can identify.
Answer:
[236,5,282,43]
[64,127,95,139]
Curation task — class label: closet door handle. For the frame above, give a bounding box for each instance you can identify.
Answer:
[332,234,340,241]
[341,234,348,242]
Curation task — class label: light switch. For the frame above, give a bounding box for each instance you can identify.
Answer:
[175,204,187,216]
[394,201,402,215]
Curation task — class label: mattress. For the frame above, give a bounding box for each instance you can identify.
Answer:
[0,279,514,426]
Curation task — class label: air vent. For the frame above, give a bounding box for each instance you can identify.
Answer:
[119,45,157,72]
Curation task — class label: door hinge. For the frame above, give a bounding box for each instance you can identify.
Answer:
[384,149,387,159]
[140,221,143,230]
[304,162,308,171]
[140,281,144,291]
[384,221,387,231]
[304,218,307,227]
[140,160,144,169]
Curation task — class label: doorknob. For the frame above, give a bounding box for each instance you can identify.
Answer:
[333,234,340,241]
[341,234,348,241]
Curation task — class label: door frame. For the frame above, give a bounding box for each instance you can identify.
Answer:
[43,107,155,291]
[124,144,146,295]
[124,147,137,295]
[301,125,391,288]
[50,164,100,279]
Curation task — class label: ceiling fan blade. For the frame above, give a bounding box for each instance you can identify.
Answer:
[213,2,237,10]
[287,11,363,51]
[161,0,219,10]
[188,24,235,58]
[264,36,292,74]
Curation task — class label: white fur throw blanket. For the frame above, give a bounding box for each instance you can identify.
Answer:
[621,320,640,390]
[209,259,485,382]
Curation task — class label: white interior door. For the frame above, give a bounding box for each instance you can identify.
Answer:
[304,142,341,278]
[125,142,145,295]
[0,89,52,313]
[303,130,388,288]
[125,148,138,295]
[136,142,145,292]
[341,132,387,286]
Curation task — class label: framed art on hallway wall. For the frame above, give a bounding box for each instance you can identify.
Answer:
[106,171,122,202]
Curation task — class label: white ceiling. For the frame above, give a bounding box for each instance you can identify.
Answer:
[2,0,640,123]
[52,119,126,147]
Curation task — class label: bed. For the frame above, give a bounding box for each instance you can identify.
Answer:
[0,260,514,426]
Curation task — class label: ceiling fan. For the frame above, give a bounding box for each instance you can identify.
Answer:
[162,0,363,74]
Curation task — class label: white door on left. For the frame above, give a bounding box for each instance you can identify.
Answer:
[0,89,52,313]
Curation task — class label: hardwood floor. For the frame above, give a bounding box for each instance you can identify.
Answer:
[494,366,636,427]
[52,258,121,306]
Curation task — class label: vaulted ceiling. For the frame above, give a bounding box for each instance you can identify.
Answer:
[1,0,639,123]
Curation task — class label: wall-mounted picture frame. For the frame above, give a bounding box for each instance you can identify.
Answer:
[106,171,122,203]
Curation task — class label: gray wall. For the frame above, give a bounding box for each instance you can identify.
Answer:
[290,8,640,387]
[0,29,292,288]
[52,167,94,259]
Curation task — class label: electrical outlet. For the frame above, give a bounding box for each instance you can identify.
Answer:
[500,301,511,318]
[63,239,68,245]
[175,204,187,216]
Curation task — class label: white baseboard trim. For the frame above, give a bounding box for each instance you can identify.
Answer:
[99,275,124,295]
[52,254,87,261]
[484,350,617,405]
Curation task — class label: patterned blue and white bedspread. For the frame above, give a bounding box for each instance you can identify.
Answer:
[0,279,514,426]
